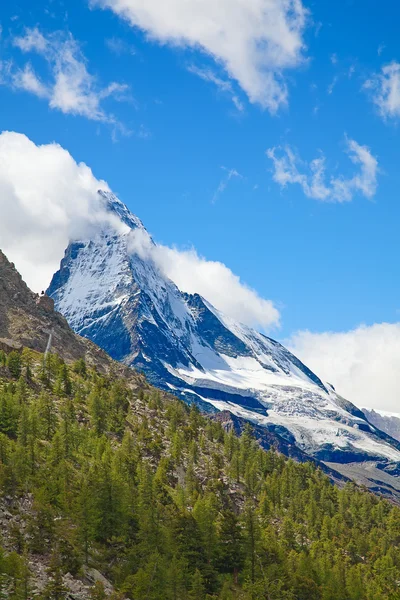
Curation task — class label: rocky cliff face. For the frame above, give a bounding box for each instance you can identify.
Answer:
[0,249,125,372]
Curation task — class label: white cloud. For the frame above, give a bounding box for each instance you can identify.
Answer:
[348,64,356,79]
[365,62,400,120]
[13,27,49,53]
[90,0,309,113]
[12,63,48,97]
[327,75,338,95]
[9,27,129,123]
[128,228,280,331]
[287,324,400,413]
[267,137,378,202]
[212,166,243,203]
[0,131,126,293]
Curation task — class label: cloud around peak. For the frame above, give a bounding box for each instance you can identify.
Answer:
[90,0,309,113]
[0,131,280,331]
[128,228,280,331]
[0,131,125,292]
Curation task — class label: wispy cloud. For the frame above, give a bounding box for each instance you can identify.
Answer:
[90,0,309,113]
[188,65,244,112]
[327,75,338,95]
[5,27,130,126]
[267,137,378,203]
[12,63,48,98]
[105,36,136,56]
[364,62,400,120]
[348,64,356,78]
[13,27,49,53]
[377,43,385,56]
[212,166,243,203]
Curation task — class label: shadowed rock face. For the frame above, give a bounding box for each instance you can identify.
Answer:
[0,338,22,354]
[35,295,55,313]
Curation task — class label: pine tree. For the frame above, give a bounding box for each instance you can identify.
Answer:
[42,549,67,600]
[218,509,245,584]
[89,581,107,600]
[6,353,22,379]
[189,569,206,600]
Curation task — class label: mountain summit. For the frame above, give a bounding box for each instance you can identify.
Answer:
[48,192,400,497]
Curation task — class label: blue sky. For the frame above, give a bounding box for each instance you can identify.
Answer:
[1,0,400,409]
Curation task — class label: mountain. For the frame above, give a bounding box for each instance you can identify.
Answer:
[48,191,400,498]
[363,408,400,442]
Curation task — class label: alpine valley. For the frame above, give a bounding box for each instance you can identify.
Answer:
[46,191,400,499]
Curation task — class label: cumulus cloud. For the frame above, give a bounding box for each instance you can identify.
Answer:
[0,131,126,293]
[8,27,129,123]
[364,62,400,120]
[287,324,400,412]
[267,137,378,202]
[128,228,280,330]
[90,0,309,112]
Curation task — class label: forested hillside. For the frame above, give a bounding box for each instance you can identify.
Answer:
[0,347,399,599]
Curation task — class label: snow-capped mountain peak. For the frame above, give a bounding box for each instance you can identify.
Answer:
[48,192,400,499]
[98,190,145,231]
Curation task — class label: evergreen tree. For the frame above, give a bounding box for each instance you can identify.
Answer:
[42,550,67,600]
[218,509,245,584]
[6,353,22,379]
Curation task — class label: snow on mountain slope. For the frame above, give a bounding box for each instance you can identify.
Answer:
[47,191,400,479]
